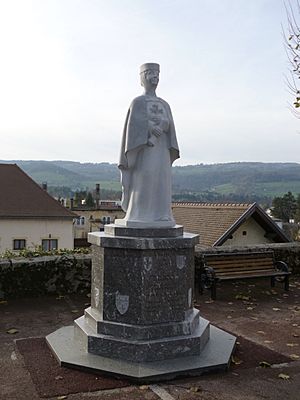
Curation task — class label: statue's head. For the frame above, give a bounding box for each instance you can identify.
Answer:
[140,63,160,90]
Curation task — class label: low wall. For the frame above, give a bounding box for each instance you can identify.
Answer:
[195,242,300,274]
[1,243,299,299]
[0,254,91,299]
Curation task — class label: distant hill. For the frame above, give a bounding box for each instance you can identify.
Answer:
[1,160,300,202]
[172,162,300,198]
[0,160,120,191]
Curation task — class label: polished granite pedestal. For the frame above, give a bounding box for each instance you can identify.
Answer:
[46,225,236,381]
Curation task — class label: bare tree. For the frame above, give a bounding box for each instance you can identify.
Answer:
[284,0,300,117]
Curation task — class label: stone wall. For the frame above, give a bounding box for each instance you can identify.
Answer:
[1,242,300,299]
[0,254,91,299]
[195,242,300,274]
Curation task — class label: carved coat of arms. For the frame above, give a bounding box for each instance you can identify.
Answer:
[143,256,152,272]
[115,292,129,315]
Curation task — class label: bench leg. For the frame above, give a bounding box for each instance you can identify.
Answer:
[271,277,275,288]
[199,279,203,295]
[211,281,217,300]
[284,275,289,291]
[194,270,200,294]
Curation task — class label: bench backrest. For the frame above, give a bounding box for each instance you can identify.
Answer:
[203,251,275,277]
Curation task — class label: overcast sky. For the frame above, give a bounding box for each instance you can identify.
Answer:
[0,0,299,165]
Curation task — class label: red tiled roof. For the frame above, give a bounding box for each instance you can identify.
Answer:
[0,164,75,219]
[172,202,254,246]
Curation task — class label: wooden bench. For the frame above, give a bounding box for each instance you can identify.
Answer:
[197,251,290,300]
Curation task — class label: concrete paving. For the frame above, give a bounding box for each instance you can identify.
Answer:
[1,277,300,399]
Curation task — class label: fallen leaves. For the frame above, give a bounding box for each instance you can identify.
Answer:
[264,290,271,295]
[6,328,19,334]
[231,356,243,365]
[235,294,250,301]
[189,386,202,393]
[259,361,271,368]
[278,373,290,380]
[55,295,65,300]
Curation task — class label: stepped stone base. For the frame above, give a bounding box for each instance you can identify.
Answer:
[46,225,236,380]
[74,312,210,363]
[46,324,236,382]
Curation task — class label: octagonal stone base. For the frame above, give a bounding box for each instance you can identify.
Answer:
[46,323,236,382]
[46,226,236,381]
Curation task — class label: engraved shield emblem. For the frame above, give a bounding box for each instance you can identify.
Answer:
[176,255,186,269]
[143,256,152,272]
[115,293,129,315]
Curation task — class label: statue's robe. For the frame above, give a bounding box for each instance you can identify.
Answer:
[118,95,180,224]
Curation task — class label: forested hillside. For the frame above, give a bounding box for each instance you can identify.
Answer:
[1,160,300,204]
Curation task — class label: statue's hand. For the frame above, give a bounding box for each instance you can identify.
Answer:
[151,126,162,137]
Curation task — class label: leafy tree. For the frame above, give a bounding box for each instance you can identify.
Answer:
[85,192,95,207]
[295,193,300,222]
[272,191,297,221]
[74,190,87,206]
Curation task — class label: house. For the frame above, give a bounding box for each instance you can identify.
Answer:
[0,164,75,252]
[71,201,125,247]
[172,202,290,247]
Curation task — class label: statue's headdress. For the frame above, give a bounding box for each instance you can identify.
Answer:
[140,63,160,74]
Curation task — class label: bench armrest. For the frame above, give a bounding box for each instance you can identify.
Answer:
[275,260,289,273]
[200,265,217,290]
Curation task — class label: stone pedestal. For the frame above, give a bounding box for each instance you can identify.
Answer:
[46,225,236,381]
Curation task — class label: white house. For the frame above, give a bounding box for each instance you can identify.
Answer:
[0,164,75,253]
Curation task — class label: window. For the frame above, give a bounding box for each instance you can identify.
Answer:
[42,239,58,251]
[102,216,111,225]
[242,231,247,236]
[76,216,85,226]
[13,239,26,250]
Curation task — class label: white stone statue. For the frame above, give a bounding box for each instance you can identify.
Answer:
[115,63,180,228]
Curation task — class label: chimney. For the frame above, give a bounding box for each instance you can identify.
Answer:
[70,198,74,209]
[95,183,100,208]
[42,182,48,191]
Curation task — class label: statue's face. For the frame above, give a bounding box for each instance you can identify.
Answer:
[146,69,159,86]
[141,69,159,90]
